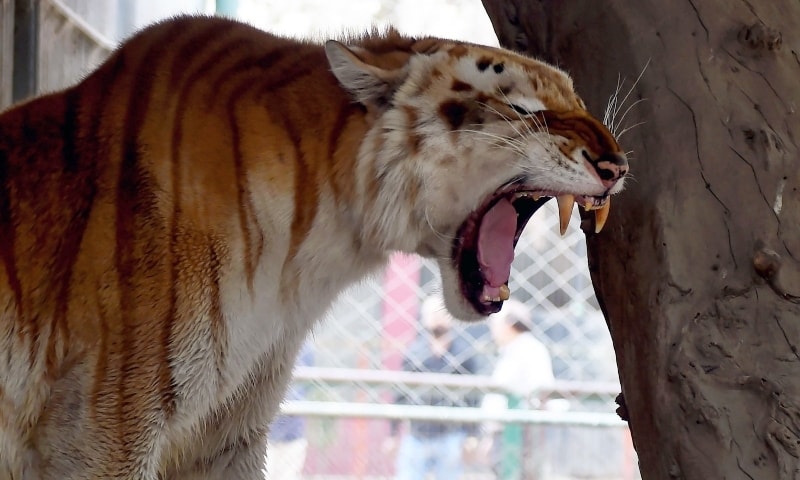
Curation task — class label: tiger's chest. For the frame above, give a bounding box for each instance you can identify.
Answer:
[158,283,310,472]
[154,175,383,470]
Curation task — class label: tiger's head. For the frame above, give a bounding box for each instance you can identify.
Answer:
[325,32,628,320]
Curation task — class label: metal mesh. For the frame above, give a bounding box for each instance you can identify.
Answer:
[314,203,618,378]
[273,203,639,479]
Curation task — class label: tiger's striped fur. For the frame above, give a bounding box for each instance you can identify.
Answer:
[0,15,626,479]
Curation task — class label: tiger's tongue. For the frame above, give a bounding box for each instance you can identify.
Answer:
[477,198,517,288]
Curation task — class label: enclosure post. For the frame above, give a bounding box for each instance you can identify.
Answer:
[12,0,36,102]
[215,0,239,17]
[0,0,13,109]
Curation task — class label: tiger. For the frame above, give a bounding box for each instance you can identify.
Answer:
[0,14,627,479]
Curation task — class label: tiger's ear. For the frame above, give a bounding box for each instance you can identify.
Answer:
[325,40,406,107]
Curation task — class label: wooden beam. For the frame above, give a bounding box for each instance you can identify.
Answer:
[0,0,13,110]
[12,0,37,102]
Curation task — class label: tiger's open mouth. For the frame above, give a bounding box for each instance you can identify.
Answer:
[453,178,612,316]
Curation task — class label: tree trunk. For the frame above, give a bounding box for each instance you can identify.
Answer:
[482,1,800,478]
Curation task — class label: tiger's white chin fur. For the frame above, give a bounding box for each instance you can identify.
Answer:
[439,265,486,321]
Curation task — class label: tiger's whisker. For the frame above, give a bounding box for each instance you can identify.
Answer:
[617,121,646,139]
[611,59,650,136]
[613,98,647,137]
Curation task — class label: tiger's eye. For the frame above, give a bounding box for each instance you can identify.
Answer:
[510,104,531,115]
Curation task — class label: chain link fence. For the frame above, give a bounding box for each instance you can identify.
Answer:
[273,203,638,480]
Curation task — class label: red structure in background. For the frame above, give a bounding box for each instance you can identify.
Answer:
[379,253,423,371]
[304,253,422,478]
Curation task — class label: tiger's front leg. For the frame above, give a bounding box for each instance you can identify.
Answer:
[35,418,164,479]
[174,430,269,480]
[223,436,271,479]
[164,353,289,479]
[20,346,167,480]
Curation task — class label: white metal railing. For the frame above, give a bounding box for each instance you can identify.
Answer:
[280,401,627,428]
[284,367,625,428]
[292,366,622,398]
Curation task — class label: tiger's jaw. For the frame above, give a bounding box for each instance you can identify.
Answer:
[452,183,549,316]
[435,170,624,320]
[449,180,611,316]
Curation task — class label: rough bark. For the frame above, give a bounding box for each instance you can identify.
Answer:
[482,1,800,479]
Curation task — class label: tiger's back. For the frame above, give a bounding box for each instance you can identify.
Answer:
[0,14,628,479]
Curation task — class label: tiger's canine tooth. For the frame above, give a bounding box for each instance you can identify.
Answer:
[556,194,575,236]
[594,198,611,233]
[499,284,510,301]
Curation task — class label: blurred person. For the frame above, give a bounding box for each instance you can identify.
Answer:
[481,299,554,479]
[385,295,482,480]
[266,340,314,480]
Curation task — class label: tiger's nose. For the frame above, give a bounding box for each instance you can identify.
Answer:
[593,152,628,186]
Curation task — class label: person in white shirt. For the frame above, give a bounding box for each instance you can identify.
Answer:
[481,299,554,478]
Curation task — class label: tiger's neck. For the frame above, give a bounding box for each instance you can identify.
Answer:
[230,93,394,320]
